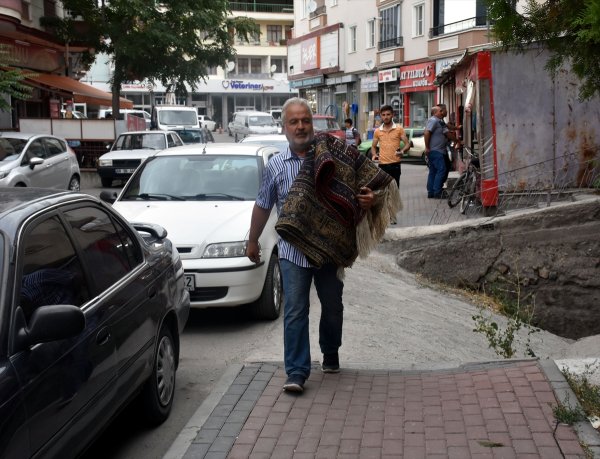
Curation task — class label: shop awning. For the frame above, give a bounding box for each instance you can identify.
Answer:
[25,72,133,109]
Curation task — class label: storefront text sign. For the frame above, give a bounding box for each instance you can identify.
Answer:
[378,69,398,83]
[221,80,274,91]
[289,75,324,89]
[399,62,436,92]
[361,74,378,92]
[301,37,320,71]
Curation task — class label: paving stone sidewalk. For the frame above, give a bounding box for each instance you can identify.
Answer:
[178,359,599,459]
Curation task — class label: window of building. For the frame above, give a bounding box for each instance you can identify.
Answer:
[251,58,262,73]
[271,58,287,73]
[414,3,424,37]
[367,18,376,48]
[302,0,308,18]
[237,58,249,74]
[267,25,282,43]
[349,25,357,53]
[285,25,293,40]
[379,4,402,49]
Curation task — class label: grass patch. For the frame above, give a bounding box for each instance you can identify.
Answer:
[561,363,600,420]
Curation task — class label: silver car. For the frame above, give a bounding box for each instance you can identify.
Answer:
[0,133,81,190]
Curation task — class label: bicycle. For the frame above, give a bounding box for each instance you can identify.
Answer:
[447,152,480,214]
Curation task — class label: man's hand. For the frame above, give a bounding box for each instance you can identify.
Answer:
[246,240,261,264]
[357,187,375,210]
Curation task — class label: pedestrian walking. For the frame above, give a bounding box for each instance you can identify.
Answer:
[246,97,400,393]
[424,105,451,198]
[344,118,361,147]
[370,104,410,189]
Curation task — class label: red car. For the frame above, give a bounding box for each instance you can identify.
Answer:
[312,115,345,141]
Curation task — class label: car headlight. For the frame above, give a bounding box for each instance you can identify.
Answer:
[99,158,113,167]
[0,170,8,180]
[202,241,247,258]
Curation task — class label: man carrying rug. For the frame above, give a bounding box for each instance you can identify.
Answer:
[246,98,400,393]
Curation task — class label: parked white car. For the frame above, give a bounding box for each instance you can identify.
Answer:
[0,133,81,190]
[197,115,216,131]
[97,130,184,187]
[101,143,283,319]
[240,134,289,153]
[229,111,279,142]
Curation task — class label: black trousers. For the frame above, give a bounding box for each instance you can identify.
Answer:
[379,162,401,187]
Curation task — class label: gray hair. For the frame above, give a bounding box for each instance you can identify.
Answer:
[281,97,312,124]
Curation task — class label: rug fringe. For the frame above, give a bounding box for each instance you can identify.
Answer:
[356,182,402,259]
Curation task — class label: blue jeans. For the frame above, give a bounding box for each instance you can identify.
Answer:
[427,150,447,197]
[279,259,344,379]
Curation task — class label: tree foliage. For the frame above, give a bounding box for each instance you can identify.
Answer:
[0,45,33,111]
[486,0,600,100]
[42,0,259,113]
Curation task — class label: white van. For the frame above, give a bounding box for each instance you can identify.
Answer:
[230,110,278,142]
[151,106,199,130]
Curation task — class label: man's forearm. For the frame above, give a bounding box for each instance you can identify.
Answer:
[248,204,271,242]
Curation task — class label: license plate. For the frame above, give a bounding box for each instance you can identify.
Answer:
[116,168,135,174]
[184,274,195,291]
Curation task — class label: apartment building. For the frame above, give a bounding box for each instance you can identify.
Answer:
[288,0,492,133]
[0,0,132,129]
[83,1,298,130]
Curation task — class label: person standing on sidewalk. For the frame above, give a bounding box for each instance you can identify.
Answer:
[370,104,410,188]
[246,97,393,394]
[424,105,450,199]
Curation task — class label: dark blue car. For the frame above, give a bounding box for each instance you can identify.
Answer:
[0,189,189,458]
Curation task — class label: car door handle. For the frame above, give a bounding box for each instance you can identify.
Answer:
[96,327,111,346]
[148,287,157,299]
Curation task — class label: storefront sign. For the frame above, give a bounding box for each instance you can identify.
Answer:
[378,68,398,83]
[289,75,324,89]
[435,54,463,76]
[301,37,320,71]
[361,74,378,92]
[399,62,436,92]
[221,80,274,91]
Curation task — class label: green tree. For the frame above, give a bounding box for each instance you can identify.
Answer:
[0,45,33,111]
[486,0,600,100]
[42,0,259,115]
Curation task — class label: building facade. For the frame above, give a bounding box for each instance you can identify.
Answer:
[287,0,493,135]
[82,1,298,130]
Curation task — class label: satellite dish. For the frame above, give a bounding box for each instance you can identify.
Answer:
[270,64,277,73]
[307,0,317,13]
[365,60,374,70]
[226,61,235,72]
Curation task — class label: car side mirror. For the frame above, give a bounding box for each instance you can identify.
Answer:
[99,190,118,203]
[29,157,44,169]
[15,305,85,350]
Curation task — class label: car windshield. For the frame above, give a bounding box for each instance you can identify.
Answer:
[0,138,27,162]
[248,115,275,127]
[121,155,262,201]
[313,118,340,131]
[174,129,210,144]
[113,133,166,151]
[158,110,198,125]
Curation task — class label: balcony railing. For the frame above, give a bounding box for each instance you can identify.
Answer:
[429,16,490,38]
[378,36,403,51]
[229,2,294,13]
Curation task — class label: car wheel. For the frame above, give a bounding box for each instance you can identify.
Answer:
[101,177,112,187]
[68,175,80,191]
[251,253,282,320]
[139,325,177,425]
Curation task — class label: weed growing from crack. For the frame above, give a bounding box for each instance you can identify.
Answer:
[471,265,541,358]
[561,362,600,420]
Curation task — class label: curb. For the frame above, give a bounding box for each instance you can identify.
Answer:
[539,359,600,457]
[162,364,243,459]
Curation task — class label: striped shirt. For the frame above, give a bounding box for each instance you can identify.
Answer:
[256,147,312,268]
